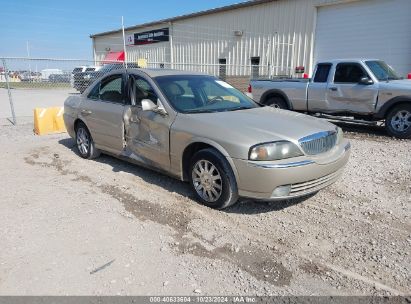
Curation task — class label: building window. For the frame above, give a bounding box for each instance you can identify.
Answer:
[219,58,227,81]
[251,57,260,79]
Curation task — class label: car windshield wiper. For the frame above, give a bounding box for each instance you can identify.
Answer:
[226,106,252,112]
[184,109,218,114]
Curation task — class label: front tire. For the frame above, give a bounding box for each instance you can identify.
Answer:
[75,122,100,159]
[385,104,411,139]
[189,148,239,209]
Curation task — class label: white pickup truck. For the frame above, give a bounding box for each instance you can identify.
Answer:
[249,59,411,139]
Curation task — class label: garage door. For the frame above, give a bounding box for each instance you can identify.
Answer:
[314,0,411,77]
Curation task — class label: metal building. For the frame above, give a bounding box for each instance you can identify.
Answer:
[91,0,411,89]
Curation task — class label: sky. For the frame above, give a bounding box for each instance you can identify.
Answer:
[0,0,242,59]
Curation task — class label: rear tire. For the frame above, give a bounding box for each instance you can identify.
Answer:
[75,122,100,159]
[265,96,287,109]
[189,148,239,209]
[385,104,411,139]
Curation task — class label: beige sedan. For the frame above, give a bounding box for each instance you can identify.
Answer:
[63,68,350,209]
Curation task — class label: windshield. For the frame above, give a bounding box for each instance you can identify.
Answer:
[154,75,258,113]
[365,60,400,81]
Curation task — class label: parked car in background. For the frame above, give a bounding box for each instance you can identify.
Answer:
[19,71,30,82]
[71,66,88,88]
[64,68,350,209]
[41,69,63,81]
[73,63,139,93]
[84,66,102,73]
[49,73,71,83]
[250,59,411,139]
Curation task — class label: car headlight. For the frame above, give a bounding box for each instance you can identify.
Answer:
[336,127,344,144]
[249,141,303,161]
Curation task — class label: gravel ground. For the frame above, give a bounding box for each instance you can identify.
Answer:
[0,123,409,296]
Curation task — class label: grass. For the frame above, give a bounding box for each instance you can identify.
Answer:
[0,82,71,89]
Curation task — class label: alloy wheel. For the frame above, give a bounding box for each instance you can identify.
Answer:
[391,110,411,132]
[192,159,223,202]
[77,127,90,155]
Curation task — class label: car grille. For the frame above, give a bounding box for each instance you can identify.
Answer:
[299,131,337,155]
[290,169,342,195]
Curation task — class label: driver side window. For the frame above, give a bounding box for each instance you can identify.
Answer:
[334,63,368,83]
[129,75,158,107]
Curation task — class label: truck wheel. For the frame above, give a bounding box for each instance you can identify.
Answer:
[189,148,239,209]
[266,96,287,109]
[385,104,411,139]
[75,122,100,159]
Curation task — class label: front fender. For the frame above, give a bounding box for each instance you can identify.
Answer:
[178,136,240,184]
[375,95,411,119]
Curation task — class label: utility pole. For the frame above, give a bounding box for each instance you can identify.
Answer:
[27,41,32,81]
[121,16,128,68]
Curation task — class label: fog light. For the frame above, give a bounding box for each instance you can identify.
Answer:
[271,185,291,197]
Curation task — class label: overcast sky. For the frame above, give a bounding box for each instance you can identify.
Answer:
[0,0,242,59]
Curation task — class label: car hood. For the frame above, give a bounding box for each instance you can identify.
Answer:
[173,107,337,159]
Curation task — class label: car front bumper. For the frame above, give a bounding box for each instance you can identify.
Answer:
[232,140,351,200]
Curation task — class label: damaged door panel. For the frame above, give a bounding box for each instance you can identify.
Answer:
[123,74,174,170]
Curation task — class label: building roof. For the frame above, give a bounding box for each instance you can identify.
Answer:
[90,0,274,38]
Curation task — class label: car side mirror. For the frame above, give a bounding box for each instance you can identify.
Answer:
[142,99,158,111]
[141,99,168,115]
[359,77,373,85]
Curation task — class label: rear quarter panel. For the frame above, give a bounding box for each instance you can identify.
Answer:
[63,95,83,138]
[251,80,309,110]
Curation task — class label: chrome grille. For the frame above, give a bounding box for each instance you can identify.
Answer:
[299,131,337,155]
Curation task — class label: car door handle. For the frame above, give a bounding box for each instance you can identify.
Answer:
[329,87,338,91]
[81,110,92,116]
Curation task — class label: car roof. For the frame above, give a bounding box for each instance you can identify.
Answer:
[317,58,381,64]
[108,68,209,78]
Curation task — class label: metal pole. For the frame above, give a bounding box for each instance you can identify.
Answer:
[27,41,32,82]
[121,16,128,68]
[2,58,17,125]
[169,22,174,69]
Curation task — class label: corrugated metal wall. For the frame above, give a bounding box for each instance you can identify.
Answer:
[93,0,355,76]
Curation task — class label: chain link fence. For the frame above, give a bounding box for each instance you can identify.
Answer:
[0,57,301,125]
[0,57,126,124]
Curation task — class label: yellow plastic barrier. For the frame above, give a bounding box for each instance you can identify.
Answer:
[34,107,66,135]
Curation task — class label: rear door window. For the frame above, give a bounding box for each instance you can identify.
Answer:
[313,64,332,83]
[99,74,123,103]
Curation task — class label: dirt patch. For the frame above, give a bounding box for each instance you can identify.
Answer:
[23,150,293,287]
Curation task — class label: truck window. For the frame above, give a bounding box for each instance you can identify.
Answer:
[314,64,332,83]
[334,63,367,83]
